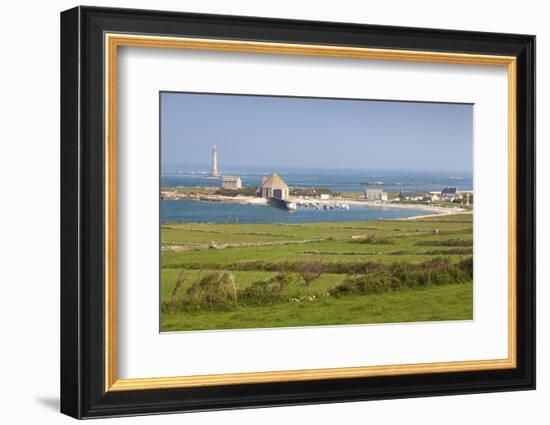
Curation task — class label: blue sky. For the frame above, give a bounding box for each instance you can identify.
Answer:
[160,92,473,174]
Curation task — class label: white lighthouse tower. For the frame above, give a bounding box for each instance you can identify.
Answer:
[210,145,219,177]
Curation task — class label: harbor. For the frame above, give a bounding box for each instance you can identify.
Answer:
[160,198,440,224]
[160,146,470,222]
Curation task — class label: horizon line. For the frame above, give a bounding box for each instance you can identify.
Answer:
[161,164,473,175]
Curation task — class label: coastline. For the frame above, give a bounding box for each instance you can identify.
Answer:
[161,189,467,219]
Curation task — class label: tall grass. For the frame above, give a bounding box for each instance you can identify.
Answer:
[161,257,473,313]
[162,272,238,313]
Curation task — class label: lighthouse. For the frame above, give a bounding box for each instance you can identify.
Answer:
[210,145,219,177]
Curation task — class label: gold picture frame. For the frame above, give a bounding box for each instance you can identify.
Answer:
[104,33,517,392]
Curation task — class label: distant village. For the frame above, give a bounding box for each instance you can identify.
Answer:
[161,146,473,212]
[213,146,472,205]
[217,172,471,205]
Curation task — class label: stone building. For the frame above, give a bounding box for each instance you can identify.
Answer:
[221,176,242,190]
[258,173,289,199]
[365,188,388,201]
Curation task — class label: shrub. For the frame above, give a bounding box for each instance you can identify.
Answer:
[458,256,474,276]
[350,235,394,245]
[328,256,473,297]
[166,257,474,284]
[215,186,257,197]
[415,238,473,247]
[295,259,324,291]
[328,272,392,297]
[238,273,294,305]
[162,272,295,312]
[185,272,238,306]
[290,187,339,197]
[424,248,472,255]
[270,272,294,292]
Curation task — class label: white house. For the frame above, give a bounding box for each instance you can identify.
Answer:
[221,176,242,190]
[399,191,427,201]
[426,192,441,202]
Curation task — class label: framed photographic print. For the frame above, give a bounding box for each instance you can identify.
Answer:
[60,6,535,419]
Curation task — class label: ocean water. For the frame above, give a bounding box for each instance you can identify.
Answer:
[161,199,432,224]
[161,168,472,193]
[160,168,470,224]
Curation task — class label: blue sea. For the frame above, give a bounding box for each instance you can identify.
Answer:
[160,168,472,224]
[161,168,472,193]
[161,199,433,224]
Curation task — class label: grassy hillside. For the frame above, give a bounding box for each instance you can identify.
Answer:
[160,213,473,331]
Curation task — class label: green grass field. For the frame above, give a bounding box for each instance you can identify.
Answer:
[160,213,473,331]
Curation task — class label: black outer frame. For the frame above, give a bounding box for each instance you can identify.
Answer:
[60,6,536,419]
